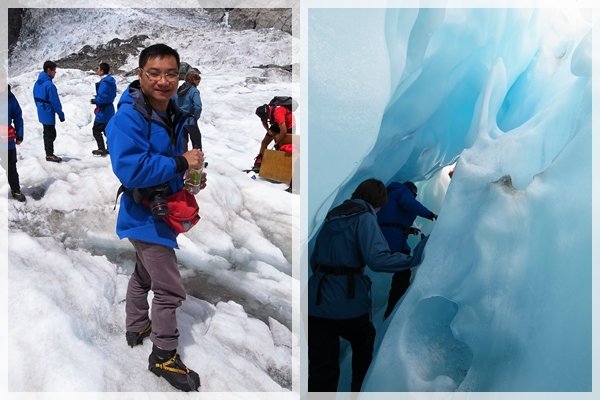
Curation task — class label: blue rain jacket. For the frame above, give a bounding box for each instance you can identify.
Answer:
[173,82,202,122]
[93,74,117,124]
[377,182,434,253]
[7,87,24,151]
[32,71,64,125]
[308,198,412,319]
[106,80,189,248]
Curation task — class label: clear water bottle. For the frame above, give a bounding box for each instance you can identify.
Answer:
[184,166,203,194]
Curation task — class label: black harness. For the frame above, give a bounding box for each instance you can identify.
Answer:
[313,200,370,306]
[314,264,364,305]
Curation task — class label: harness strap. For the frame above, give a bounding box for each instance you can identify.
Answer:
[379,222,407,229]
[314,264,364,305]
[113,185,133,210]
[379,222,411,236]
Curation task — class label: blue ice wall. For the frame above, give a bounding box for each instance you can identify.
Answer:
[308,8,591,392]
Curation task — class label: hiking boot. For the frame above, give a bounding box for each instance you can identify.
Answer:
[148,345,201,392]
[126,321,152,347]
[92,149,109,156]
[11,191,26,202]
[46,154,62,163]
[252,153,263,171]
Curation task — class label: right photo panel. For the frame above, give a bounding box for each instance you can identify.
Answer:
[305,5,591,396]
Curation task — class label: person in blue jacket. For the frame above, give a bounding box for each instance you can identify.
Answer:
[106,44,205,392]
[377,181,437,319]
[90,62,117,156]
[308,178,427,392]
[33,60,65,162]
[173,70,202,150]
[3,84,26,202]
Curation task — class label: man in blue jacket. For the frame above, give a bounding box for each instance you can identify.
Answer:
[377,181,437,319]
[33,60,65,162]
[3,84,26,201]
[90,62,117,156]
[106,44,205,392]
[308,178,427,392]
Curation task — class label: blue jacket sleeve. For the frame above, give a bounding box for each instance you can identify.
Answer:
[11,97,24,139]
[95,80,115,106]
[398,191,434,219]
[192,89,202,120]
[48,84,64,120]
[106,110,180,189]
[357,212,412,272]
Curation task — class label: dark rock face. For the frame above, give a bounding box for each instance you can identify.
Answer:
[178,62,201,80]
[9,7,292,74]
[8,8,25,53]
[54,35,150,73]
[53,40,203,77]
[205,8,293,35]
[252,63,292,73]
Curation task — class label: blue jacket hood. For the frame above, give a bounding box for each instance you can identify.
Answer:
[103,74,116,85]
[387,181,407,193]
[35,71,53,85]
[117,80,142,111]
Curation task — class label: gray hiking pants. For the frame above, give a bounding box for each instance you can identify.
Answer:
[126,239,187,351]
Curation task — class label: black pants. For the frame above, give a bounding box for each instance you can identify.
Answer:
[383,251,412,320]
[43,124,57,156]
[308,314,375,392]
[2,148,21,193]
[92,122,107,150]
[383,269,412,319]
[183,124,202,150]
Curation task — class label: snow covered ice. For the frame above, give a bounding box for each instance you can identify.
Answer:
[307,5,592,395]
[2,7,299,394]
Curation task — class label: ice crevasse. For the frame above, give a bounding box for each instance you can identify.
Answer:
[307,8,591,392]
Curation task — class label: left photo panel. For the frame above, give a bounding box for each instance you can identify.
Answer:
[5,7,298,393]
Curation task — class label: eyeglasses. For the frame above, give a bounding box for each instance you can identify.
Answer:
[140,68,179,82]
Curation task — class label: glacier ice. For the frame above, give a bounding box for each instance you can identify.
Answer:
[307,7,591,392]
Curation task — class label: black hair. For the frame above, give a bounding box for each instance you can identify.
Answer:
[43,60,57,72]
[138,43,180,70]
[99,62,110,74]
[403,181,418,196]
[255,104,270,121]
[351,178,388,209]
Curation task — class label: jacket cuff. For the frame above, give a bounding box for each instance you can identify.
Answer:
[174,156,189,173]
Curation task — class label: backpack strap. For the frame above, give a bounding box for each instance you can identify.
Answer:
[114,185,129,210]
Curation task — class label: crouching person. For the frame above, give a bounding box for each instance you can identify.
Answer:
[106,43,206,392]
[308,178,426,392]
